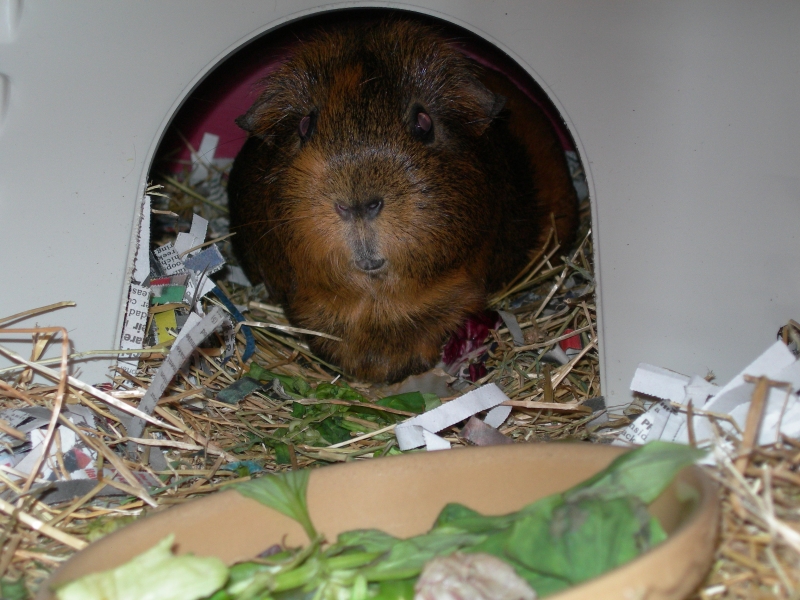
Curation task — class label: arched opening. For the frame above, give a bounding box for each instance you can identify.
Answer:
[142,8,597,411]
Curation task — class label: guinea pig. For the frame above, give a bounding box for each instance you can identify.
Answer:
[228,18,578,383]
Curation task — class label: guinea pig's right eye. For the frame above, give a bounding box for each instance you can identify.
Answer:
[298,112,317,142]
[411,107,434,143]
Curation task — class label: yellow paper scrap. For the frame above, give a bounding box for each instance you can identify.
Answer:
[153,310,177,345]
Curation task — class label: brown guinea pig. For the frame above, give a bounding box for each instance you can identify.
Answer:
[228,18,578,383]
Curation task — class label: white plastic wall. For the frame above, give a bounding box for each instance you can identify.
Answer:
[1,1,798,406]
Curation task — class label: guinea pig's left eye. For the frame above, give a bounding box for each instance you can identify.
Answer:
[298,112,317,142]
[411,107,434,143]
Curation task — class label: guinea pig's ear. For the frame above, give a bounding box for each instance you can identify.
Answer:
[235,110,257,134]
[463,76,506,136]
[235,101,270,140]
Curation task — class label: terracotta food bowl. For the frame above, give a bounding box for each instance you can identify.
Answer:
[39,443,719,600]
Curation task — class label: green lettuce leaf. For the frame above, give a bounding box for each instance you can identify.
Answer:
[54,535,227,600]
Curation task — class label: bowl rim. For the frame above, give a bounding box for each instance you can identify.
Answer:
[38,443,719,600]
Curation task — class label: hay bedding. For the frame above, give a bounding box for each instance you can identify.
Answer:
[0,164,796,599]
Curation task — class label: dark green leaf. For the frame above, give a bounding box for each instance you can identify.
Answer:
[291,377,311,397]
[246,363,284,385]
[507,495,666,588]
[422,393,441,411]
[273,443,292,465]
[246,364,304,397]
[346,405,400,426]
[434,495,562,536]
[338,387,367,402]
[312,382,339,399]
[312,382,367,402]
[228,432,265,454]
[376,392,426,414]
[566,440,706,504]
[259,440,292,465]
[316,417,351,445]
[216,377,266,405]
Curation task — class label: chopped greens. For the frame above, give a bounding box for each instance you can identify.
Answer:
[243,367,422,455]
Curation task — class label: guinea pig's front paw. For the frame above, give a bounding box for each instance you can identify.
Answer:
[310,333,443,384]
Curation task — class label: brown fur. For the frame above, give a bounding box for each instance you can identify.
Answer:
[228,18,578,382]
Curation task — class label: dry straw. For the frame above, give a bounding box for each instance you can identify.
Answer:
[0,173,795,598]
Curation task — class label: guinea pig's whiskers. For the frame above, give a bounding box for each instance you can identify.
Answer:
[257,215,315,239]
[359,75,382,87]
[242,215,317,250]
[265,214,314,225]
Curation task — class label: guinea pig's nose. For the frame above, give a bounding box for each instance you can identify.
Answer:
[355,257,386,272]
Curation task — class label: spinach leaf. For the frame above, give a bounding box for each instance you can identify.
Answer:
[566,440,705,504]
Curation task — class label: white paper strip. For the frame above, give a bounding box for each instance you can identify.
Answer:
[188,211,209,241]
[700,355,800,446]
[676,341,796,445]
[225,265,252,287]
[484,405,512,428]
[14,427,79,480]
[183,271,217,304]
[498,310,525,346]
[206,170,229,206]
[174,213,208,257]
[630,363,690,404]
[133,195,151,284]
[126,306,226,442]
[117,283,150,376]
[613,400,675,446]
[153,243,186,276]
[422,429,451,451]
[685,375,719,405]
[614,363,691,446]
[617,341,800,451]
[119,192,154,375]
[395,383,509,450]
[172,312,202,347]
